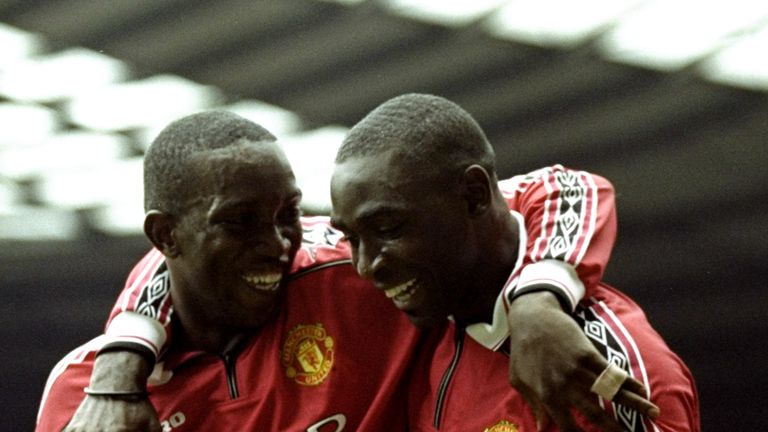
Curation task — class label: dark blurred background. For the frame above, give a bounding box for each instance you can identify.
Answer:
[1,0,766,430]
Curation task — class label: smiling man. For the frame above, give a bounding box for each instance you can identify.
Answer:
[36,111,423,431]
[329,93,700,431]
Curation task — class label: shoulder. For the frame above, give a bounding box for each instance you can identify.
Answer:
[292,216,352,271]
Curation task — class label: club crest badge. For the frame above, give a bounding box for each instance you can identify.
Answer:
[484,420,519,432]
[281,323,335,386]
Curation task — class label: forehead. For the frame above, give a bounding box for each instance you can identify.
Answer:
[330,152,436,222]
[195,140,290,177]
[188,141,299,201]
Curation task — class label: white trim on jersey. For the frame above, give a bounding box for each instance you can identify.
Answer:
[517,259,585,311]
[104,311,166,358]
[571,169,600,267]
[586,298,660,432]
[466,293,511,351]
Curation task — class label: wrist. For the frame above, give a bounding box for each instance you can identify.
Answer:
[507,290,565,329]
[83,387,149,402]
[89,350,152,392]
[509,284,570,313]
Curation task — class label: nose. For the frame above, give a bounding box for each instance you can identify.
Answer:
[353,240,383,281]
[255,225,293,263]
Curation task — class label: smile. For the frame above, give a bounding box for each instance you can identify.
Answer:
[242,272,282,291]
[384,278,416,300]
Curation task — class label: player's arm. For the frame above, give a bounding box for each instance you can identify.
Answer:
[63,249,171,432]
[61,351,160,432]
[500,166,658,431]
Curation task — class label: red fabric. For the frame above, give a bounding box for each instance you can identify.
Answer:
[407,284,700,432]
[37,262,421,431]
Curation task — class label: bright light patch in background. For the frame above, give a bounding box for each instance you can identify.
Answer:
[383,0,509,27]
[34,157,143,210]
[0,131,131,180]
[0,180,20,214]
[0,48,130,103]
[224,100,303,137]
[279,126,348,214]
[32,156,145,235]
[0,178,81,241]
[0,103,59,148]
[65,74,222,132]
[133,99,304,151]
[597,0,768,71]
[700,23,768,91]
[0,23,43,68]
[86,163,146,236]
[0,206,81,240]
[486,0,643,48]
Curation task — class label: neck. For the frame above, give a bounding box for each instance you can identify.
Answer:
[171,316,247,354]
[167,278,251,355]
[455,195,520,325]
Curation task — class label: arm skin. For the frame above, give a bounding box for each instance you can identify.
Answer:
[63,351,161,432]
[507,290,659,432]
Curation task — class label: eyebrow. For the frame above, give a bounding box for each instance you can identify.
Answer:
[354,205,407,227]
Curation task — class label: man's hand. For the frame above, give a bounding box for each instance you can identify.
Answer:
[64,350,161,432]
[64,397,161,432]
[506,291,660,432]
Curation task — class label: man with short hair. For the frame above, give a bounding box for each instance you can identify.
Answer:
[329,93,699,431]
[36,111,423,431]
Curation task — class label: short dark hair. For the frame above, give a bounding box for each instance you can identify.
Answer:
[336,93,496,178]
[144,110,276,214]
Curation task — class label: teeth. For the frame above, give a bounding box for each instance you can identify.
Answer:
[384,279,416,298]
[242,272,282,291]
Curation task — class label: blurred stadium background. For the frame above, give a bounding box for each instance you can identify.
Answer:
[1,0,766,429]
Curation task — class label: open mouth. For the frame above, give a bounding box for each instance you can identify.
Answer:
[384,278,417,302]
[242,272,282,292]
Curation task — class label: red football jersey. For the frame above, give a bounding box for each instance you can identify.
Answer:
[37,259,422,431]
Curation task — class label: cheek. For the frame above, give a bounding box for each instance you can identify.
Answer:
[286,226,303,251]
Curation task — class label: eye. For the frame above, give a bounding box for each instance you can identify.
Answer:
[213,210,259,229]
[220,214,251,227]
[375,222,403,239]
[278,205,302,224]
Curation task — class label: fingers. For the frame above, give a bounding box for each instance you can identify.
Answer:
[591,366,660,419]
[613,388,661,419]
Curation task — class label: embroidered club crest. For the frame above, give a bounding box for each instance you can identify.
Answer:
[281,323,335,385]
[484,420,519,432]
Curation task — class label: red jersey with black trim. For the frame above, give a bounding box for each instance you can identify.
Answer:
[500,165,617,312]
[407,166,700,431]
[37,257,421,431]
[408,282,700,432]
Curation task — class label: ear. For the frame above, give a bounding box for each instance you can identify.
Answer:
[144,210,180,257]
[462,165,492,217]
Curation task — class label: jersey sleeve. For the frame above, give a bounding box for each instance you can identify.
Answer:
[292,215,352,269]
[500,164,617,311]
[100,248,173,361]
[36,337,106,431]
